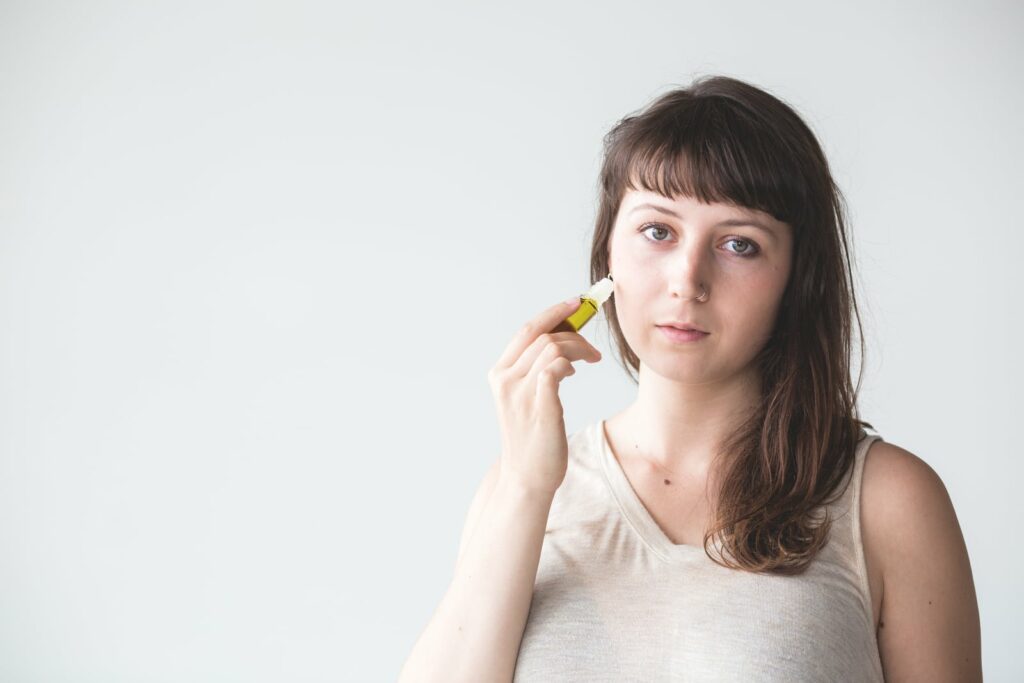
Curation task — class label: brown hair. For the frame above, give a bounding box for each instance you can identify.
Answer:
[590,75,874,575]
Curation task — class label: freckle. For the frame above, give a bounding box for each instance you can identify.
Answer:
[664,479,671,485]
[928,600,932,605]
[879,620,884,628]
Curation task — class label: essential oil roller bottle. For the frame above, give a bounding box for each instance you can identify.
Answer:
[551,274,614,333]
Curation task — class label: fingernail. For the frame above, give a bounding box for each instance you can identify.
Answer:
[565,296,580,305]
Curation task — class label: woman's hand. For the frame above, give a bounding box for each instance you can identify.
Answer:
[487,298,603,498]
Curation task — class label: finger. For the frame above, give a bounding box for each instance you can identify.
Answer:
[494,297,582,370]
[511,332,601,380]
[534,356,574,408]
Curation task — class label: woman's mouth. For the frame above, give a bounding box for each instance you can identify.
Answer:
[656,325,710,343]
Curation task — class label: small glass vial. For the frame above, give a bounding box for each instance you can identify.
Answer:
[551,274,614,333]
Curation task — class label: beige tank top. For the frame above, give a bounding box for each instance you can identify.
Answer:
[512,419,885,682]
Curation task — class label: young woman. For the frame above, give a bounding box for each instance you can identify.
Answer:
[399,76,982,682]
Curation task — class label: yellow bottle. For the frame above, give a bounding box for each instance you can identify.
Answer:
[552,274,615,333]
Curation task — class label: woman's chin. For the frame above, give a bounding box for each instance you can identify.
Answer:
[640,358,718,384]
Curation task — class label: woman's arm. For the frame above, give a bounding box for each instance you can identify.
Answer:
[861,441,983,681]
[397,467,554,683]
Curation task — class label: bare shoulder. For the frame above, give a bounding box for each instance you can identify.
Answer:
[860,438,982,681]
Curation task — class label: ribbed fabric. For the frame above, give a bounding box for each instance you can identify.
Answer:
[512,419,885,682]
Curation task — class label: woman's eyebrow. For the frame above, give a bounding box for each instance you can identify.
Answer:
[629,202,777,235]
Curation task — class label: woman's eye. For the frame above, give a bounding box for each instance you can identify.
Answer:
[724,238,759,257]
[639,224,672,242]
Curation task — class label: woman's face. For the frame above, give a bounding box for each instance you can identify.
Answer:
[608,189,793,386]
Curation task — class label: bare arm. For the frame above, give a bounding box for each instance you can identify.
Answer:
[862,441,982,681]
[399,296,595,682]
[397,472,553,683]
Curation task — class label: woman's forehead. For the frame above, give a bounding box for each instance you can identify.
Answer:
[622,188,772,220]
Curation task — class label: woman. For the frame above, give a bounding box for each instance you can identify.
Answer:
[399,76,982,682]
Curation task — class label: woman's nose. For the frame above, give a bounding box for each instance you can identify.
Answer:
[666,245,710,300]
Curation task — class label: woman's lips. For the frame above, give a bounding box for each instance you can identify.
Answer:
[657,325,710,342]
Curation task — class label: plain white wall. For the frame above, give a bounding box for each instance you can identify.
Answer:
[1,1,1020,680]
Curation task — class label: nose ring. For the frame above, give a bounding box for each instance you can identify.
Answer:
[694,283,709,302]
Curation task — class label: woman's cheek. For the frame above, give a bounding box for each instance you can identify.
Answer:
[747,295,783,348]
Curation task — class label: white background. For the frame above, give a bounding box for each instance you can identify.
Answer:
[1,1,1020,680]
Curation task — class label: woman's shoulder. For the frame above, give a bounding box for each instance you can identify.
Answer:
[859,438,953,541]
[858,437,981,679]
[859,438,956,573]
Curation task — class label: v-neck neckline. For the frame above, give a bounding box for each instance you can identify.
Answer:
[596,419,713,564]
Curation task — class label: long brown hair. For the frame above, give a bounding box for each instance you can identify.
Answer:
[590,75,874,575]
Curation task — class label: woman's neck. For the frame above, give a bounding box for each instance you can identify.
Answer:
[611,364,762,478]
